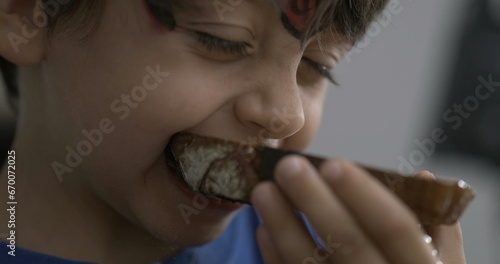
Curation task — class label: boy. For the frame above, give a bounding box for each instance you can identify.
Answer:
[0,0,467,263]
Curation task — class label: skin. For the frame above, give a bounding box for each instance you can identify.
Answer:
[0,0,466,263]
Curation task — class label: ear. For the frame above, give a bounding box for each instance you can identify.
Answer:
[0,0,46,66]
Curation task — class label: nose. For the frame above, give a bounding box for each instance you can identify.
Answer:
[234,61,305,141]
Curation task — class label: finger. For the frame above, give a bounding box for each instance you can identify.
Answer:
[251,181,317,263]
[274,155,386,264]
[415,172,467,263]
[256,225,283,264]
[426,223,466,264]
[414,170,434,179]
[321,159,436,264]
[413,172,441,260]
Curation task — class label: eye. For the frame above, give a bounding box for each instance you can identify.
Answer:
[302,57,338,85]
[195,32,250,57]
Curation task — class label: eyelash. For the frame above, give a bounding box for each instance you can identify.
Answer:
[196,33,337,84]
[196,32,250,57]
[302,57,338,85]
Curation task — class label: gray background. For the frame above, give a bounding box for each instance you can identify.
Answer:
[308,0,500,263]
[1,0,498,263]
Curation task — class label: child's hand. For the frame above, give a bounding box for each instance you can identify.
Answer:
[251,156,467,264]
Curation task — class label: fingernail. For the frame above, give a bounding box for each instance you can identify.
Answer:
[279,155,302,178]
[321,159,343,180]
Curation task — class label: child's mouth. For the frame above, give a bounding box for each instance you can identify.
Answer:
[166,132,260,204]
[165,136,246,212]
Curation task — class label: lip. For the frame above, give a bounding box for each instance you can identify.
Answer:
[164,148,246,212]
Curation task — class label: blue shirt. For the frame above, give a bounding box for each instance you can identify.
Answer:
[0,207,264,264]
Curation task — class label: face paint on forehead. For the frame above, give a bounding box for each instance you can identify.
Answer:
[276,0,318,39]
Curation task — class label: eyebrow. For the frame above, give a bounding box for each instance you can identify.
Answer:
[146,0,200,13]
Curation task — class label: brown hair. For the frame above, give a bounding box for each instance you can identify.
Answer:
[0,0,104,111]
[0,0,389,112]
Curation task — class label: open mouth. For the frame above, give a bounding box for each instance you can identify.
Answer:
[165,137,246,213]
[165,133,254,204]
[165,132,476,225]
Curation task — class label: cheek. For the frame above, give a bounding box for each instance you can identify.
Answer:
[41,0,236,219]
[42,2,232,174]
[39,4,244,244]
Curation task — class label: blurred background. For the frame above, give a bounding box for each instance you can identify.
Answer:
[1,0,499,263]
[308,0,500,263]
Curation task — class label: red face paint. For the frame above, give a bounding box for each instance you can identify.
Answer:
[286,0,317,31]
[277,0,317,38]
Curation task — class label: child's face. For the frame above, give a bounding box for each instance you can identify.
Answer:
[39,0,349,246]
